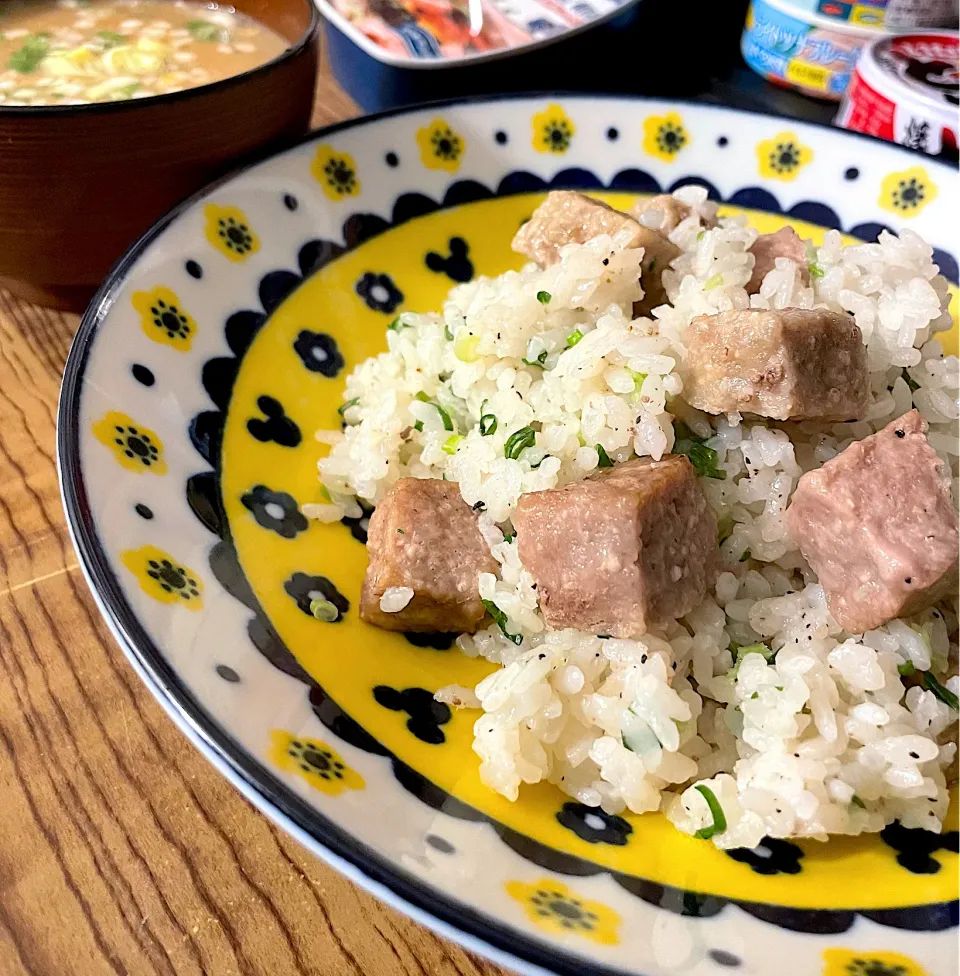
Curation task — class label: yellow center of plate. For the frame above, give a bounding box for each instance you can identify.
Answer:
[222,193,958,910]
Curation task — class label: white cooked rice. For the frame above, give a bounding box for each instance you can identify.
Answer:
[314,187,959,849]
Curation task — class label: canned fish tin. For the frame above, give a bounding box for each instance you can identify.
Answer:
[837,30,959,156]
[776,0,956,31]
[742,0,883,100]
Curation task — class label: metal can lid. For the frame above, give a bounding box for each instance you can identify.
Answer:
[857,29,958,123]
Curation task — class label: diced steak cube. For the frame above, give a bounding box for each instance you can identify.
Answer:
[511,190,680,316]
[361,478,498,633]
[785,410,959,634]
[513,456,717,637]
[680,307,868,421]
[747,227,810,294]
[631,194,717,235]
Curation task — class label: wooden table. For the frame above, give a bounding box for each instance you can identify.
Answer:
[0,63,511,976]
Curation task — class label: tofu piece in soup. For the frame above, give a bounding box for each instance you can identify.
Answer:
[511,190,680,315]
[513,456,717,638]
[785,410,959,634]
[360,479,498,633]
[746,227,810,294]
[680,307,868,421]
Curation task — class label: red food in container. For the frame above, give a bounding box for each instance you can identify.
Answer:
[837,29,958,156]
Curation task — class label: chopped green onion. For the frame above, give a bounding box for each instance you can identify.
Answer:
[898,659,916,677]
[522,349,549,368]
[454,332,481,362]
[622,712,661,755]
[566,329,584,348]
[97,30,125,47]
[442,434,463,455]
[479,413,497,436]
[396,528,405,534]
[717,514,734,544]
[414,392,454,431]
[413,420,424,432]
[9,34,49,73]
[596,444,614,468]
[319,485,332,502]
[504,426,536,460]
[687,442,726,480]
[808,262,825,279]
[851,795,866,809]
[309,598,339,622]
[629,370,647,393]
[740,548,751,562]
[648,257,657,273]
[444,324,454,341]
[338,397,360,418]
[704,272,724,291]
[186,19,226,41]
[536,290,551,305]
[731,642,774,677]
[902,368,920,393]
[693,785,727,840]
[922,671,958,710]
[696,230,705,241]
[502,531,515,543]
[387,316,402,331]
[482,600,523,645]
[673,421,725,480]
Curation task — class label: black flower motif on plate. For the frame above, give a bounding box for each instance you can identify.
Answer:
[726,837,804,875]
[404,632,456,650]
[881,821,959,874]
[356,272,403,314]
[342,501,373,544]
[247,395,301,447]
[240,485,308,539]
[293,331,344,377]
[556,802,632,846]
[425,237,473,283]
[284,572,350,623]
[374,686,451,745]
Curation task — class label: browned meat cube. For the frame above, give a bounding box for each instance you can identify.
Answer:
[513,456,716,637]
[680,308,868,421]
[360,478,498,633]
[747,227,810,294]
[511,190,680,316]
[630,194,717,235]
[785,410,959,634]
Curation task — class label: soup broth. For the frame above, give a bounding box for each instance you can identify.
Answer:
[0,1,288,106]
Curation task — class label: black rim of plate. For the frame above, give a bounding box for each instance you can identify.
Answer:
[58,94,958,976]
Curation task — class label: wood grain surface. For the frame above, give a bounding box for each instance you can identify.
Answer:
[0,60,513,976]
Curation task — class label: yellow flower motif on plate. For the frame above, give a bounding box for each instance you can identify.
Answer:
[311,145,361,200]
[269,730,364,795]
[121,545,203,609]
[879,166,937,217]
[643,111,688,161]
[204,204,260,261]
[505,879,619,945]
[93,411,166,474]
[532,104,575,154]
[756,131,813,181]
[416,118,465,172]
[132,285,197,350]
[823,948,928,976]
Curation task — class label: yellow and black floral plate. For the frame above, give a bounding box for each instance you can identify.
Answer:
[59,96,959,976]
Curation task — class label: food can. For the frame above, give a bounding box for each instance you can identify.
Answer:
[773,0,957,30]
[837,30,959,156]
[742,0,884,100]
